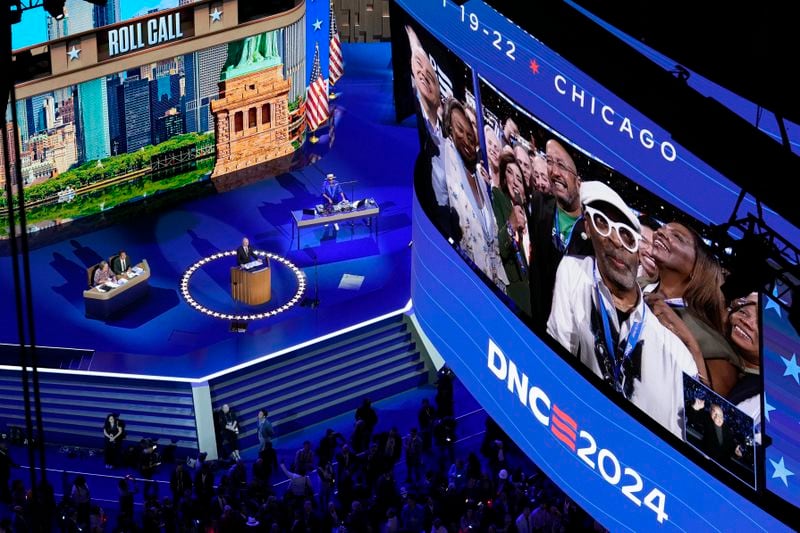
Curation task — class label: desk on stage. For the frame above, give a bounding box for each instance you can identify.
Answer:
[291,202,380,250]
[83,260,150,319]
[231,259,271,305]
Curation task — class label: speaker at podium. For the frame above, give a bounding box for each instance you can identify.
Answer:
[230,258,271,305]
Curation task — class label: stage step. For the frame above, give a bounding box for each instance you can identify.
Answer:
[209,314,433,456]
[0,373,198,452]
[0,314,433,459]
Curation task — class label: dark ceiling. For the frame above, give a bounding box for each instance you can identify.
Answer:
[481,0,800,229]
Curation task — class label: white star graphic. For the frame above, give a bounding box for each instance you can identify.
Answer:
[313,18,323,31]
[67,46,81,61]
[210,8,222,23]
[770,456,795,487]
[765,287,782,316]
[781,353,800,384]
[764,393,776,422]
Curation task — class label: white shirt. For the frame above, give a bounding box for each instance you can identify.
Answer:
[443,139,508,289]
[547,255,698,437]
[417,95,448,208]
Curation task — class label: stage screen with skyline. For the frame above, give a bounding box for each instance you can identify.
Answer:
[2,0,318,241]
[394,0,799,530]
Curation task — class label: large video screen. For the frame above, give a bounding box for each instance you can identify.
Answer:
[1,28,306,239]
[393,0,798,530]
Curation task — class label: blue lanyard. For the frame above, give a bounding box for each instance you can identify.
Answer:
[594,267,646,391]
[553,209,582,253]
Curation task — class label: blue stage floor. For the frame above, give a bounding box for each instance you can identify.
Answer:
[0,43,418,379]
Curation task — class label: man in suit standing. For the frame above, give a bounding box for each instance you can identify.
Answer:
[236,237,257,266]
[701,403,743,470]
[111,250,132,276]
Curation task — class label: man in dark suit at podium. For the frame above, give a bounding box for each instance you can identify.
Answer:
[237,237,257,266]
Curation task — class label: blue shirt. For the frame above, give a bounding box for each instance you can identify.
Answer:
[323,180,344,202]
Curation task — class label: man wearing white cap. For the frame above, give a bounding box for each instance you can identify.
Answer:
[322,173,346,230]
[547,181,698,437]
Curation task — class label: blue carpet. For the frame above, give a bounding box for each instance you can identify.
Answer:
[0,43,417,379]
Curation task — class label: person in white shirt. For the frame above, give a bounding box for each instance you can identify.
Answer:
[442,98,507,291]
[547,181,698,437]
[406,25,448,214]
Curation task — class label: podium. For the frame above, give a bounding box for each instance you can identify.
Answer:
[230,260,271,305]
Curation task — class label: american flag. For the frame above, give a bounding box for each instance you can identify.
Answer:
[306,42,329,132]
[329,2,343,86]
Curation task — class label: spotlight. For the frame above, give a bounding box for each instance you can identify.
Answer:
[44,0,66,19]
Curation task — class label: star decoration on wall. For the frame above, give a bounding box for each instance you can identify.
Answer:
[770,456,795,487]
[764,393,776,421]
[210,8,222,23]
[67,46,81,61]
[313,19,323,31]
[765,286,782,316]
[782,353,800,384]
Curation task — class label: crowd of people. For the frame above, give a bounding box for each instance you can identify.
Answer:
[406,21,762,465]
[1,369,605,532]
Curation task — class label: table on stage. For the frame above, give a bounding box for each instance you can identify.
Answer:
[83,260,150,319]
[231,258,271,305]
[290,201,380,250]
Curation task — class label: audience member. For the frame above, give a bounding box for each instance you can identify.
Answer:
[70,475,91,526]
[418,398,437,452]
[256,408,275,453]
[645,222,739,395]
[217,403,241,461]
[294,440,315,474]
[317,428,345,467]
[0,438,16,504]
[355,398,378,448]
[547,181,698,437]
[725,292,762,423]
[404,428,424,484]
[528,138,593,329]
[169,464,192,505]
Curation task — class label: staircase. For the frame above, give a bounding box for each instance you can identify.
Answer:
[209,314,431,453]
[0,372,197,451]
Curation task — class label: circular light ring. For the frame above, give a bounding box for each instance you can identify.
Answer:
[179,250,306,322]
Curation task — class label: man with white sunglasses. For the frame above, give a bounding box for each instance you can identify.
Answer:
[547,181,698,438]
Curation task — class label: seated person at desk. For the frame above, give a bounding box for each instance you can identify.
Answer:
[111,250,133,277]
[93,261,114,287]
[237,237,258,266]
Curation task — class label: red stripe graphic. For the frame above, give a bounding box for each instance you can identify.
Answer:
[551,412,577,441]
[551,425,577,452]
[552,404,577,430]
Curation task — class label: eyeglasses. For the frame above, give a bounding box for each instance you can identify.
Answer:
[730,299,757,318]
[584,205,641,253]
[545,155,578,177]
